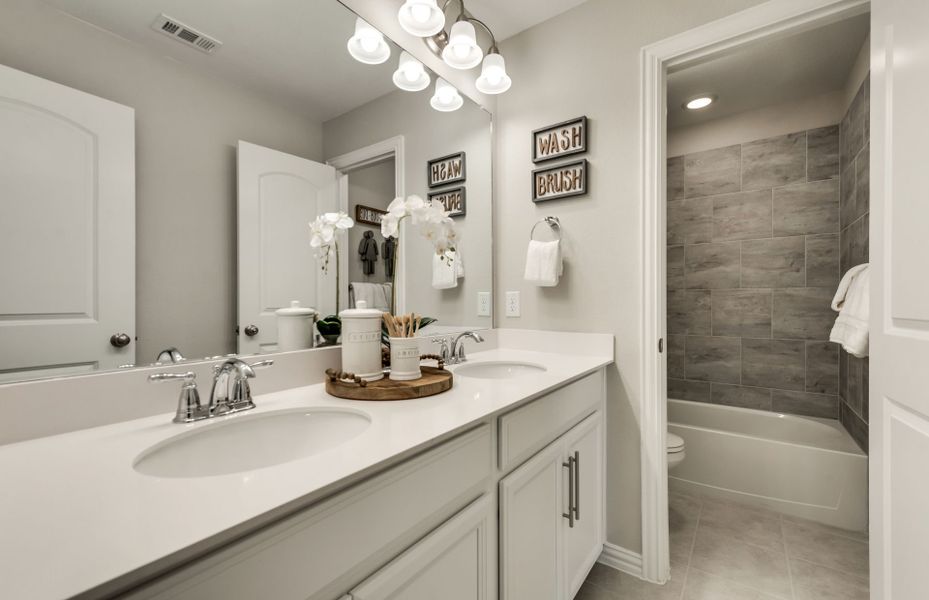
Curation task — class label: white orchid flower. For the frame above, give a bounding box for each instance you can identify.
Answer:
[322,211,354,230]
[381,214,400,238]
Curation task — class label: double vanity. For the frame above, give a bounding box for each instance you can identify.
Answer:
[0,330,612,600]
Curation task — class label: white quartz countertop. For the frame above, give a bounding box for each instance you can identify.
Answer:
[0,343,612,599]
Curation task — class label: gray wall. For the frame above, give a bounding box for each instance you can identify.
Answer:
[838,74,870,452]
[666,127,842,418]
[0,0,324,363]
[348,159,395,285]
[323,89,493,329]
[493,0,767,554]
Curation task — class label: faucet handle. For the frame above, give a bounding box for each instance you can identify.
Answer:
[431,337,450,361]
[148,371,203,423]
[149,371,196,383]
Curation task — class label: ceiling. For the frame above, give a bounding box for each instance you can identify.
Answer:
[463,0,591,41]
[41,0,403,122]
[667,13,869,129]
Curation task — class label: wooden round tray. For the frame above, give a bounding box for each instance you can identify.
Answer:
[325,366,453,401]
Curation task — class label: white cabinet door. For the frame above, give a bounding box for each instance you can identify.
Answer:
[499,440,566,600]
[562,412,604,598]
[871,3,929,598]
[350,495,496,600]
[237,141,339,354]
[0,63,135,379]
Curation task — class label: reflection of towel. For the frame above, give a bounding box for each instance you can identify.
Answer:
[351,282,392,312]
[524,240,563,287]
[829,263,870,357]
[432,250,464,289]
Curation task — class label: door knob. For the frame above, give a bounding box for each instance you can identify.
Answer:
[110,333,132,348]
[244,325,259,337]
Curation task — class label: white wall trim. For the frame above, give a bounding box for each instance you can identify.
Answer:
[637,0,870,584]
[597,543,643,579]
[327,135,407,313]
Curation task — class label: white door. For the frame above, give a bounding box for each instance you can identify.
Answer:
[350,495,496,600]
[499,441,565,600]
[563,413,605,599]
[237,141,339,354]
[0,63,135,379]
[871,4,929,599]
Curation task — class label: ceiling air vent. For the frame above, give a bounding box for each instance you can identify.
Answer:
[151,14,222,55]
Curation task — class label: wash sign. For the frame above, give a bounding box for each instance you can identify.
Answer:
[532,116,588,163]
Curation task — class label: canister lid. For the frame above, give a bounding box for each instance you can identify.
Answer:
[339,300,384,318]
[276,300,317,317]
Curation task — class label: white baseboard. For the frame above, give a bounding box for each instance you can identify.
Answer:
[597,542,644,579]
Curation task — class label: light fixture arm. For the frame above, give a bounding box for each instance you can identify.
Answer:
[432,0,499,54]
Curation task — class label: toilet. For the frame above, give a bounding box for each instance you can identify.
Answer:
[667,432,686,471]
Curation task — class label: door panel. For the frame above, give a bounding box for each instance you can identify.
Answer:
[563,412,605,599]
[499,440,565,600]
[237,141,339,354]
[872,1,929,597]
[0,63,135,377]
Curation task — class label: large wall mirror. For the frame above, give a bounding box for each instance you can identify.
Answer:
[0,0,493,383]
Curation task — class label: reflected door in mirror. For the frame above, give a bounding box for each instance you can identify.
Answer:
[237,141,339,354]
[0,64,135,380]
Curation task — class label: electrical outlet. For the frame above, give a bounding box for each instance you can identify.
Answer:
[505,291,520,317]
[477,292,491,317]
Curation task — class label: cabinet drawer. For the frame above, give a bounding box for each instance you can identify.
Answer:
[498,371,603,471]
[125,425,492,600]
[350,494,496,600]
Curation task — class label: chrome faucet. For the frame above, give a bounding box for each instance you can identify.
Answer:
[148,358,273,423]
[210,358,274,416]
[156,347,185,364]
[450,331,485,364]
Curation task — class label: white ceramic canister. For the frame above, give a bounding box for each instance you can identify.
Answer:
[276,300,317,351]
[389,337,421,381]
[339,300,384,382]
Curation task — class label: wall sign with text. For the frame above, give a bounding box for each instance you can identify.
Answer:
[355,204,387,227]
[532,116,587,163]
[428,186,466,218]
[427,151,466,188]
[532,159,588,202]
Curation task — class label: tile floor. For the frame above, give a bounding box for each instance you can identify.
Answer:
[578,492,869,600]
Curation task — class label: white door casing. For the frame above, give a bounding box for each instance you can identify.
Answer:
[0,63,135,379]
[870,2,929,598]
[237,141,339,355]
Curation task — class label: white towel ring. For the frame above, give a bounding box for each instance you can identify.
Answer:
[530,216,562,241]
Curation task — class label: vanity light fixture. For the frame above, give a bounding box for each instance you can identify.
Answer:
[684,95,716,110]
[398,0,446,37]
[430,78,463,112]
[475,51,511,94]
[393,51,431,91]
[441,20,483,69]
[398,0,513,95]
[347,17,391,65]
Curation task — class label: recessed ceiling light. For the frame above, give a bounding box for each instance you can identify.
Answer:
[684,96,715,110]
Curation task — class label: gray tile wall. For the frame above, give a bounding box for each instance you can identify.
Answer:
[838,74,870,453]
[667,124,842,420]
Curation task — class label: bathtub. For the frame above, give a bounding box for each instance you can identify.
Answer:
[668,398,868,532]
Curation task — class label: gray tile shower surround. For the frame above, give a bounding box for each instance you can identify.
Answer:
[578,492,869,600]
[837,75,870,453]
[667,125,842,420]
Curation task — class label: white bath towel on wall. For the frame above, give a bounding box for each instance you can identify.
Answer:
[829,263,870,357]
[524,240,563,287]
[432,250,464,289]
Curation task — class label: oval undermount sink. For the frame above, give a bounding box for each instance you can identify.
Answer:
[134,408,371,478]
[454,361,547,380]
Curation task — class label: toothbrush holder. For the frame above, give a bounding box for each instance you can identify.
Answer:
[389,337,421,381]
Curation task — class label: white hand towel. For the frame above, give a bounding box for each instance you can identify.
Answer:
[432,250,463,289]
[829,263,870,357]
[524,240,563,287]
